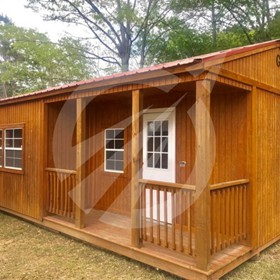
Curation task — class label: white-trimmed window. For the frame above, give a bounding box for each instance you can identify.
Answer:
[105,129,124,172]
[0,130,2,168]
[5,128,23,170]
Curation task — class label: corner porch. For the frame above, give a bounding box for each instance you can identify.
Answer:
[43,75,254,279]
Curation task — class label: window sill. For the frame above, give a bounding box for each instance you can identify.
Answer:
[101,170,128,179]
[0,168,24,175]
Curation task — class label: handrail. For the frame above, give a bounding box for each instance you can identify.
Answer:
[138,179,196,191]
[45,167,77,175]
[210,179,249,191]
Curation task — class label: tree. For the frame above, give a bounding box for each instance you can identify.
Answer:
[146,18,214,64]
[268,11,280,39]
[26,0,175,71]
[0,21,92,97]
[172,0,280,46]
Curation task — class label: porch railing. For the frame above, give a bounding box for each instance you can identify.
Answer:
[46,168,77,219]
[210,179,249,254]
[139,179,196,256]
[139,179,249,257]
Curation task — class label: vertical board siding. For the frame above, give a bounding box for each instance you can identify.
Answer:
[47,101,76,170]
[87,97,132,215]
[0,101,44,219]
[223,48,280,89]
[211,92,248,184]
[255,89,280,247]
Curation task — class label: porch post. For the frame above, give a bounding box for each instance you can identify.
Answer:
[195,80,212,270]
[75,98,86,229]
[131,89,142,248]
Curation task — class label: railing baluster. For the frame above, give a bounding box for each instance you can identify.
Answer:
[157,187,160,245]
[179,190,183,252]
[143,184,147,241]
[164,188,168,248]
[171,189,176,250]
[149,186,153,243]
[188,192,192,255]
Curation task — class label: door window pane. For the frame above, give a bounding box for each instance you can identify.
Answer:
[146,120,168,169]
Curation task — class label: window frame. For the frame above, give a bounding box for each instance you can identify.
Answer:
[104,128,125,174]
[0,124,24,174]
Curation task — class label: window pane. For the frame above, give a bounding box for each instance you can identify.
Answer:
[5,130,13,138]
[106,151,116,160]
[115,161,124,171]
[155,137,161,152]
[106,130,114,139]
[6,150,14,158]
[5,158,13,168]
[15,150,22,159]
[106,140,114,149]
[14,159,22,169]
[6,139,13,148]
[147,153,153,168]
[14,139,22,148]
[148,122,154,136]
[115,130,124,139]
[162,137,168,153]
[154,153,161,168]
[106,160,114,170]
[155,121,161,136]
[162,121,168,136]
[115,140,124,149]
[147,137,153,152]
[14,129,22,138]
[116,151,123,161]
[0,130,2,138]
[162,154,168,169]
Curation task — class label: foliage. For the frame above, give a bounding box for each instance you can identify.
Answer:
[26,0,175,72]
[25,0,280,73]
[268,11,280,39]
[0,22,92,97]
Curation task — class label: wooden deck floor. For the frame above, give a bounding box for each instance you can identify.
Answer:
[43,209,255,280]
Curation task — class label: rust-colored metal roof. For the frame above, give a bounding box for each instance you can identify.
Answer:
[1,39,279,104]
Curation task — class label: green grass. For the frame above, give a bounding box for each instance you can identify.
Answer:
[1,211,280,279]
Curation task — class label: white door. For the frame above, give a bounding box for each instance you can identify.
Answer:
[143,108,175,223]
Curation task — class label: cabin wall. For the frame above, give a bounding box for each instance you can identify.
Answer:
[0,101,44,220]
[47,101,76,170]
[222,47,280,89]
[210,91,248,184]
[255,89,280,247]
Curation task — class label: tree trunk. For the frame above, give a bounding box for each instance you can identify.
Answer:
[211,0,217,49]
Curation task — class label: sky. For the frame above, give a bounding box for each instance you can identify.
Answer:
[0,0,79,41]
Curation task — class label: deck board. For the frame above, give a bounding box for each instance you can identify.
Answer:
[43,209,253,280]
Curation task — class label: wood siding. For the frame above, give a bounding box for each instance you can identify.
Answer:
[0,101,44,219]
[222,47,280,89]
[211,91,248,184]
[255,89,280,247]
[47,101,76,170]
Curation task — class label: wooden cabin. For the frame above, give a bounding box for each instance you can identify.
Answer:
[0,40,280,279]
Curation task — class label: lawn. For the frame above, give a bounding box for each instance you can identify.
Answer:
[0,211,280,280]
